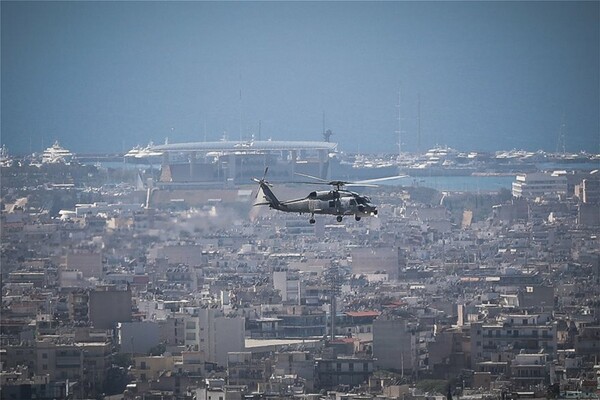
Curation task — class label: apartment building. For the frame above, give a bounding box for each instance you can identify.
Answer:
[512,172,568,199]
[183,307,245,366]
[471,313,557,375]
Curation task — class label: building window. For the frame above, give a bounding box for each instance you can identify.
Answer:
[42,353,48,359]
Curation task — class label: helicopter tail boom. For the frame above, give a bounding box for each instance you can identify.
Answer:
[255,180,283,210]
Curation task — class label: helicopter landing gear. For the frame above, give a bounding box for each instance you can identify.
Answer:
[355,215,361,221]
[336,215,343,222]
[309,214,315,224]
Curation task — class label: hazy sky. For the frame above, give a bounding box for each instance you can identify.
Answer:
[2,1,598,155]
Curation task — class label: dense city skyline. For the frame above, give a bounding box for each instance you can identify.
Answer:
[2,1,599,155]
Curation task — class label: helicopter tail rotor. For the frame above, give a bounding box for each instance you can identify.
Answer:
[252,167,273,199]
[251,166,282,209]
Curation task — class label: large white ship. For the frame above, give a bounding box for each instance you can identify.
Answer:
[400,146,476,176]
[124,142,164,164]
[41,141,73,164]
[0,144,13,167]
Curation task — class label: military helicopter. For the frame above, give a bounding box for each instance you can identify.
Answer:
[252,167,405,224]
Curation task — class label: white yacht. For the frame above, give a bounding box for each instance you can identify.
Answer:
[41,141,73,164]
[0,144,12,167]
[124,142,163,163]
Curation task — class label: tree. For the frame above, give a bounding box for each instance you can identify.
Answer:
[148,343,166,356]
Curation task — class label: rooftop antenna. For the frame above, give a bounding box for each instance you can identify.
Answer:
[325,266,342,342]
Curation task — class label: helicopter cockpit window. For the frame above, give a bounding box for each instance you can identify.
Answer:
[349,199,357,206]
[356,196,370,205]
[308,191,317,199]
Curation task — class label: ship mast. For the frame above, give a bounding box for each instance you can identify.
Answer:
[396,87,403,158]
[417,93,421,154]
[556,112,567,155]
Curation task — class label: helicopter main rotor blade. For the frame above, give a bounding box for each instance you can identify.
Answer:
[294,172,328,183]
[344,183,379,188]
[294,171,408,189]
[290,181,330,185]
[352,174,409,184]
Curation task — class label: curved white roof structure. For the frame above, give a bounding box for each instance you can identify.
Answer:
[150,140,337,152]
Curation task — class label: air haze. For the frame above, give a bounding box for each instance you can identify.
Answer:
[2,1,598,155]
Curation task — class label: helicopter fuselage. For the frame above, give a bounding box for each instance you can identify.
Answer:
[252,169,381,223]
[268,189,378,219]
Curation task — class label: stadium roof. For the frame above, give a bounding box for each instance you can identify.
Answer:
[151,140,338,152]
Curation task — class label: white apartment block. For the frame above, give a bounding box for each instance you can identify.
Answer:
[183,307,245,367]
[512,172,568,199]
